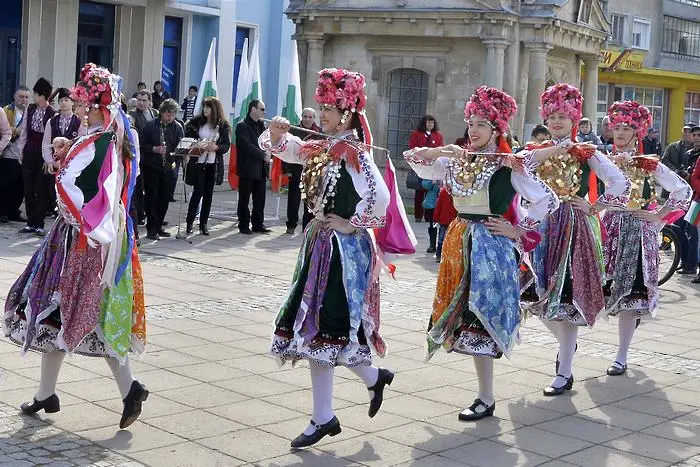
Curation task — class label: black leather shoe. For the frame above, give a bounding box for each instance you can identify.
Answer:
[368,368,394,418]
[186,223,193,235]
[543,375,574,396]
[157,229,171,238]
[120,380,149,429]
[146,231,160,240]
[18,226,35,234]
[199,225,209,236]
[252,226,272,234]
[606,361,627,376]
[426,246,437,253]
[20,394,60,414]
[458,398,495,421]
[692,273,700,284]
[677,269,697,275]
[290,417,341,448]
[239,228,252,235]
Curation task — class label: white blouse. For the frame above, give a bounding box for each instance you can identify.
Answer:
[197,125,217,164]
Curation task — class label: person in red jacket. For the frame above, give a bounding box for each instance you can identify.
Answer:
[408,115,444,222]
[433,186,457,263]
[690,157,700,283]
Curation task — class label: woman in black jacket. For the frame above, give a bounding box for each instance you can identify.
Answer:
[184,96,231,235]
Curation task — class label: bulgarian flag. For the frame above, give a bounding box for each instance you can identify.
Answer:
[685,201,700,226]
[194,38,218,117]
[271,40,302,192]
[228,37,250,190]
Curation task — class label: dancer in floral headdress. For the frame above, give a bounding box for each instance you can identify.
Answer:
[522,83,631,396]
[260,68,412,448]
[403,86,559,420]
[3,63,148,429]
[602,101,691,376]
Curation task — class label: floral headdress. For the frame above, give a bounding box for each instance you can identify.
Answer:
[70,63,118,109]
[540,83,583,123]
[464,86,517,134]
[314,68,367,113]
[607,100,653,140]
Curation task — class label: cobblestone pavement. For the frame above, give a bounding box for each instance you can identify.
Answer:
[1,187,700,466]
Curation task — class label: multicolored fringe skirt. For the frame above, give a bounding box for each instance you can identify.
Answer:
[524,202,606,326]
[3,217,146,362]
[603,210,659,317]
[427,218,522,360]
[270,220,384,367]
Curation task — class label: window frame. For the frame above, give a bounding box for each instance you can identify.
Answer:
[610,13,628,46]
[632,17,652,50]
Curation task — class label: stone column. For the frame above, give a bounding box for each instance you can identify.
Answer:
[482,39,509,89]
[581,55,601,122]
[140,0,166,88]
[523,43,552,138]
[305,38,325,110]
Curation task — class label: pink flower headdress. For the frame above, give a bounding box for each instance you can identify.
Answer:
[540,83,583,123]
[607,100,653,140]
[70,63,117,109]
[464,86,517,134]
[314,68,367,113]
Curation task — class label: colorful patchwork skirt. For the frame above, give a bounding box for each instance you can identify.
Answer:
[3,217,146,362]
[602,210,659,317]
[524,203,606,326]
[270,220,384,367]
[426,218,522,360]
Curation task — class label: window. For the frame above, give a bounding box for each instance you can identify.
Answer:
[162,16,183,100]
[613,86,664,135]
[685,92,700,126]
[76,1,115,80]
[672,0,700,6]
[232,27,250,106]
[611,14,627,45]
[596,83,609,134]
[632,18,651,50]
[577,0,592,24]
[662,16,700,59]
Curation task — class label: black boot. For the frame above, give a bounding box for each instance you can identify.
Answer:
[119,380,149,429]
[426,225,437,254]
[20,394,60,414]
[368,368,395,418]
[290,417,341,448]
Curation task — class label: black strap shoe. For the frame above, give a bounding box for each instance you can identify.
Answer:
[20,394,60,414]
[606,361,627,376]
[290,416,341,448]
[543,374,574,396]
[368,368,394,418]
[119,380,149,429]
[458,398,495,421]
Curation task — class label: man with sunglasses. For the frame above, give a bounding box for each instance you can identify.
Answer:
[235,99,271,234]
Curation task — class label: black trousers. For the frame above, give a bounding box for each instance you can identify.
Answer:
[21,151,53,229]
[187,163,216,226]
[0,157,24,218]
[142,165,171,233]
[237,177,266,230]
[286,164,302,229]
[133,174,146,223]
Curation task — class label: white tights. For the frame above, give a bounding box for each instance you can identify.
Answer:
[543,320,578,388]
[614,313,638,367]
[35,351,135,401]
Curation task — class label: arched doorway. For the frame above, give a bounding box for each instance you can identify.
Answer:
[387,68,429,160]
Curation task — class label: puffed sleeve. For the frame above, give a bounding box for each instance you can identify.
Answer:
[654,162,692,211]
[510,166,560,231]
[346,151,390,228]
[403,147,450,181]
[258,130,306,165]
[588,151,631,207]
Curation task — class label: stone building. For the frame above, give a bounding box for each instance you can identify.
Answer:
[287,0,610,160]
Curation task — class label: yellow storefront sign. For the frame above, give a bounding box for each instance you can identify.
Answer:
[599,49,645,72]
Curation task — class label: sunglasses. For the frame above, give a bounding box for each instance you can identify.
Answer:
[257,107,266,111]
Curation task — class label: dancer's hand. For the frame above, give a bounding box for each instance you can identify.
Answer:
[324,214,357,235]
[269,116,290,145]
[52,137,71,159]
[485,217,524,240]
[571,196,594,215]
[633,209,663,224]
[440,144,465,158]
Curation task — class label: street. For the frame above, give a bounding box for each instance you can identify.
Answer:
[1,186,700,467]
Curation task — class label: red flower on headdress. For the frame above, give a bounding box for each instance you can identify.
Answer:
[607,100,653,139]
[540,83,583,122]
[314,68,367,112]
[464,86,517,134]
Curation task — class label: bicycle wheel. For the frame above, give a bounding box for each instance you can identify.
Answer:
[658,225,681,286]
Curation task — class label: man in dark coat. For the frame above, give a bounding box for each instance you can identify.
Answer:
[139,99,184,240]
[235,99,270,234]
[642,127,662,157]
[130,90,159,224]
[18,77,55,236]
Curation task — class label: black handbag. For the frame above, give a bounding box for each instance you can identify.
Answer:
[406,170,422,190]
[185,158,199,186]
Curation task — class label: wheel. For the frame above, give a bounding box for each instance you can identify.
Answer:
[658,225,681,286]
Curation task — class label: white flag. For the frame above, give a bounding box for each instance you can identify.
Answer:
[194,38,218,116]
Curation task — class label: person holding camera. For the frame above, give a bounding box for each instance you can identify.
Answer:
[184,97,230,236]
